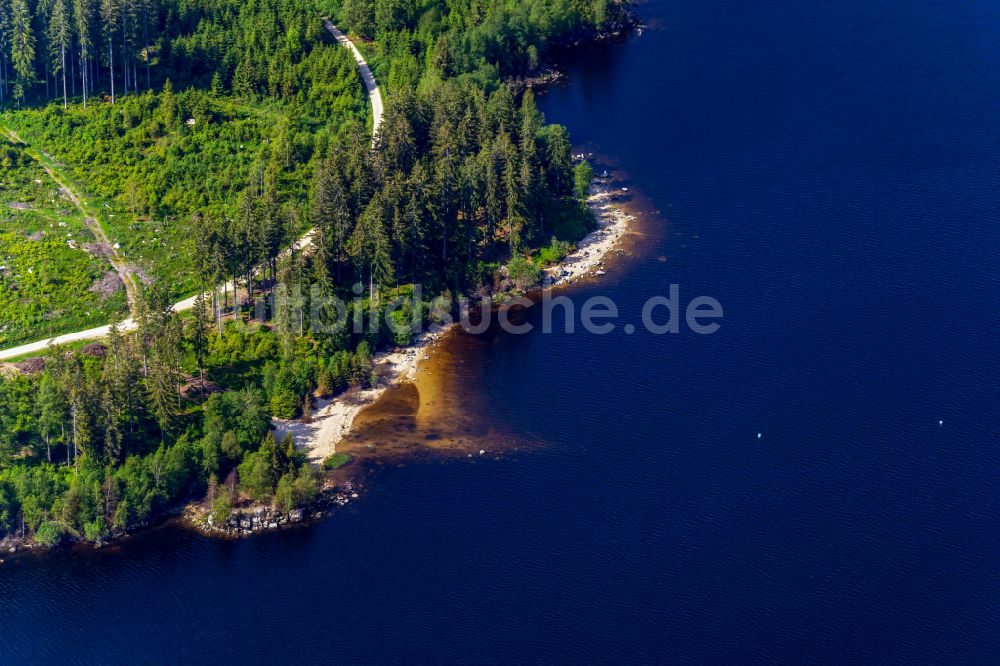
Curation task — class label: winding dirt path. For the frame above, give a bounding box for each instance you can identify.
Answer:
[0,22,382,361]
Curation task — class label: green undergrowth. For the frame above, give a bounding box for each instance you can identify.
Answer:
[0,135,126,348]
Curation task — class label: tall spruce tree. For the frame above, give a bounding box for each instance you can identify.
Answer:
[9,0,34,105]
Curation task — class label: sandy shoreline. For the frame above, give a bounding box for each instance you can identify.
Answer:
[272,325,453,464]
[281,173,636,462]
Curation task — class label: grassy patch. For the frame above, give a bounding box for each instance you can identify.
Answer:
[532,237,575,266]
[322,453,351,470]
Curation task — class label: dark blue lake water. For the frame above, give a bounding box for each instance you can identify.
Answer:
[2,0,998,662]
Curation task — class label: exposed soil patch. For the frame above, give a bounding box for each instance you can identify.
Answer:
[13,357,45,374]
[89,271,124,299]
[82,342,107,358]
[123,265,154,285]
[83,241,115,260]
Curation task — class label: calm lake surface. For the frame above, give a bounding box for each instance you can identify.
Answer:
[3,0,999,662]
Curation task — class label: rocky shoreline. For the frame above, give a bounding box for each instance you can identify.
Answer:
[544,165,635,288]
[178,160,638,540]
[188,480,360,538]
[507,69,566,93]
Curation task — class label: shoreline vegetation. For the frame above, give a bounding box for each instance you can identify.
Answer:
[182,162,638,539]
[181,170,637,540]
[0,0,639,557]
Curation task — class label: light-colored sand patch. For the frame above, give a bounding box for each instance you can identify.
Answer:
[272,326,452,463]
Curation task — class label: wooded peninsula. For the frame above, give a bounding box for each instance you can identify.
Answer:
[0,0,633,548]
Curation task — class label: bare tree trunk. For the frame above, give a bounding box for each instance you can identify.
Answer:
[71,407,78,468]
[143,14,151,90]
[109,39,115,103]
[82,53,88,109]
[122,26,128,96]
[62,45,67,109]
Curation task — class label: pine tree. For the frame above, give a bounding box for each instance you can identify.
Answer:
[137,0,150,89]
[351,192,394,301]
[99,0,118,103]
[72,0,92,108]
[0,0,9,103]
[301,393,312,424]
[141,288,183,442]
[312,155,352,281]
[104,321,140,449]
[37,372,66,464]
[60,355,94,466]
[544,124,573,196]
[499,132,524,254]
[189,292,209,401]
[9,0,34,105]
[47,0,70,107]
[520,90,544,236]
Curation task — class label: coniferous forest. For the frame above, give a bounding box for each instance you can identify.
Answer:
[0,0,631,545]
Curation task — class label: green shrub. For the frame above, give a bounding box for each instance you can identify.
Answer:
[34,520,66,547]
[211,495,233,525]
[574,160,594,199]
[294,465,318,506]
[83,519,107,543]
[388,308,414,347]
[505,256,542,291]
[534,237,575,266]
[274,472,297,512]
[322,453,351,470]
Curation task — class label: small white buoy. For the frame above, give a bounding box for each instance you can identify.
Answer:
[757,433,762,440]
[938,420,943,427]
[479,450,485,455]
